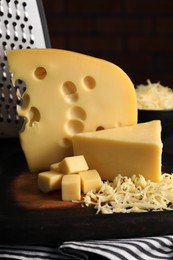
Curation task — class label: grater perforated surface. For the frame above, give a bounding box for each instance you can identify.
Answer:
[0,0,50,137]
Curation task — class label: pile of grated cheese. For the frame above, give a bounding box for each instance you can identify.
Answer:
[136,79,173,110]
[83,173,173,214]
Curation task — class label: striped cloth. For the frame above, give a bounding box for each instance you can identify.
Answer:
[0,235,173,260]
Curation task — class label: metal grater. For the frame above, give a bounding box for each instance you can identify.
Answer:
[0,0,50,137]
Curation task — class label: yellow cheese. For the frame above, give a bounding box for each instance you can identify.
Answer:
[38,171,63,193]
[79,169,102,194]
[50,162,61,172]
[73,121,163,182]
[7,48,137,172]
[59,155,89,174]
[61,174,81,201]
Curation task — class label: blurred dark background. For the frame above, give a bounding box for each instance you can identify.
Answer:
[42,0,173,88]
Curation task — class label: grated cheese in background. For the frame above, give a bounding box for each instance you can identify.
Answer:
[136,79,173,110]
[83,173,173,214]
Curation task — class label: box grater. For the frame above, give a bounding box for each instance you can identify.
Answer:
[0,0,50,137]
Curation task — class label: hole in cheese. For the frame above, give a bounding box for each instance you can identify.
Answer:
[66,119,84,134]
[65,93,79,103]
[34,67,47,80]
[62,81,79,103]
[28,106,40,126]
[62,81,77,95]
[21,93,30,109]
[19,119,27,133]
[83,76,96,89]
[96,126,105,131]
[69,106,86,121]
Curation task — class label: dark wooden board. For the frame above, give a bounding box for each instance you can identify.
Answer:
[1,137,173,244]
[11,170,80,210]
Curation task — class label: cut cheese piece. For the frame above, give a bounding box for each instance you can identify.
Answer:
[38,171,63,193]
[61,174,81,201]
[59,155,89,174]
[79,169,102,194]
[7,48,137,172]
[50,162,61,172]
[73,120,163,182]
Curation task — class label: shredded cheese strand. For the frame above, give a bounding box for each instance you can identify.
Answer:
[83,174,173,214]
[136,79,173,110]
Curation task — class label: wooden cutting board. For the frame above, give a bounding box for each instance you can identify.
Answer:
[11,170,82,210]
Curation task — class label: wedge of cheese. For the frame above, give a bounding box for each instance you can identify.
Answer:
[7,48,137,172]
[73,120,163,182]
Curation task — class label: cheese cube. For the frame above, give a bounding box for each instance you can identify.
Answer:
[73,121,163,182]
[7,48,137,172]
[61,174,81,201]
[79,170,102,194]
[50,162,61,172]
[38,171,64,193]
[59,155,89,174]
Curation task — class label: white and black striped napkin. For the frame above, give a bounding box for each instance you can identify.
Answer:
[0,235,173,260]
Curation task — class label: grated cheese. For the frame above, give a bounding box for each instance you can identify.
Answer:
[83,173,173,214]
[136,79,173,110]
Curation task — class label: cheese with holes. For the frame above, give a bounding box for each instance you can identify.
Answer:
[61,174,81,201]
[73,121,163,182]
[7,48,137,172]
[79,169,102,194]
[38,171,64,193]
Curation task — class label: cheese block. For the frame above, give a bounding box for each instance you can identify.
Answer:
[73,120,163,182]
[50,162,61,172]
[7,48,137,172]
[61,174,81,201]
[59,155,89,174]
[38,171,64,193]
[79,169,102,194]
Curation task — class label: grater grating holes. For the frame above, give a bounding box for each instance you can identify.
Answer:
[0,0,50,137]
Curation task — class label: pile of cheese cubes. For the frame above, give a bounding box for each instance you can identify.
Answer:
[37,155,102,201]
